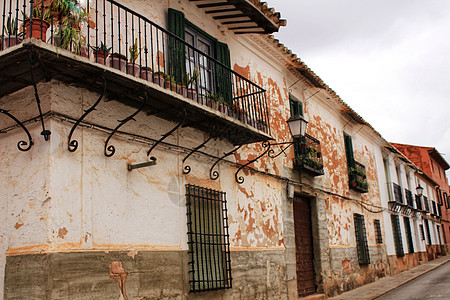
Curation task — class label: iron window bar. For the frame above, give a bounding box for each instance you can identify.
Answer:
[374,219,383,244]
[185,184,232,293]
[391,214,404,257]
[354,213,370,265]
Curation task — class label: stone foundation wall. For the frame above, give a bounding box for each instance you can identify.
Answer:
[320,245,387,297]
[4,249,291,300]
[386,252,421,276]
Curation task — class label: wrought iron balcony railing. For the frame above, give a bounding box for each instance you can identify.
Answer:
[404,188,414,208]
[293,134,324,176]
[349,160,368,193]
[0,0,270,135]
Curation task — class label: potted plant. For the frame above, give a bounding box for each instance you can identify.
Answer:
[185,67,199,100]
[164,75,178,92]
[23,6,52,41]
[127,38,141,76]
[109,52,127,71]
[2,16,22,49]
[90,41,111,64]
[152,71,166,87]
[140,66,152,81]
[53,24,85,55]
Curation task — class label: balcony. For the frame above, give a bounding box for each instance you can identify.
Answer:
[349,160,368,193]
[0,0,271,145]
[293,134,324,177]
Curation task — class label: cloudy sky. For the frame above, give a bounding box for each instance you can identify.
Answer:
[271,0,450,179]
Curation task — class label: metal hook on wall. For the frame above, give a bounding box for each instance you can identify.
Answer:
[68,77,107,152]
[104,93,147,157]
[0,109,34,151]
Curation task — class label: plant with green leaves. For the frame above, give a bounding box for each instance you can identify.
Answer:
[186,67,199,88]
[54,25,85,54]
[90,41,111,54]
[128,38,141,64]
[5,16,21,36]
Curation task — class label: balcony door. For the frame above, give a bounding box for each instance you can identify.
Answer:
[293,196,316,297]
[185,27,214,97]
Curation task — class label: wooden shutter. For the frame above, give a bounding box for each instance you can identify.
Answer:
[289,95,303,117]
[215,41,232,105]
[391,214,404,257]
[344,133,355,169]
[403,217,414,254]
[168,8,186,83]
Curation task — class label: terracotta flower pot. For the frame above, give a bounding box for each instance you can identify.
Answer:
[109,55,126,72]
[2,35,22,49]
[140,69,153,81]
[178,86,187,97]
[24,18,50,41]
[92,50,108,64]
[126,62,140,77]
[187,88,197,100]
[153,74,165,87]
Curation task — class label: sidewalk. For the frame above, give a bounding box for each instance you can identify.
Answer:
[329,255,450,300]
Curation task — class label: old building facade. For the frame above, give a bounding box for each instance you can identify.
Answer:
[391,144,450,254]
[0,1,446,299]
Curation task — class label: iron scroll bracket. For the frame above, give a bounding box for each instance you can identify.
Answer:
[146,109,187,158]
[182,126,227,175]
[68,77,107,152]
[0,109,34,151]
[267,141,294,159]
[29,53,51,141]
[210,144,243,180]
[235,141,271,184]
[104,93,147,157]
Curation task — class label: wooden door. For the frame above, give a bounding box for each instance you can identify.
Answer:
[293,196,316,297]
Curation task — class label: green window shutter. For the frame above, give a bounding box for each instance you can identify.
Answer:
[168,8,186,83]
[215,41,232,105]
[391,214,404,257]
[344,133,355,169]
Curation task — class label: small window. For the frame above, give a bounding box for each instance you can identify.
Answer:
[354,214,370,265]
[289,94,303,117]
[186,184,232,292]
[374,219,383,244]
[403,217,414,254]
[419,224,425,241]
[424,219,432,245]
[391,214,404,257]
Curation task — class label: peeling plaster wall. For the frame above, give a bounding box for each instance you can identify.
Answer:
[0,0,398,298]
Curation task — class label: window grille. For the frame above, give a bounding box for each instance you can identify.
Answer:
[403,217,414,254]
[424,219,432,246]
[404,189,414,207]
[374,219,383,244]
[391,214,404,257]
[186,184,232,292]
[354,214,370,265]
[419,225,425,241]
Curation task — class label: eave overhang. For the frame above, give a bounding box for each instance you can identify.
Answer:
[190,0,286,34]
[0,40,272,146]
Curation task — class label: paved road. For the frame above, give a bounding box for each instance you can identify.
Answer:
[376,261,450,299]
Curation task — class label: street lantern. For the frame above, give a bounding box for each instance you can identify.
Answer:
[286,114,308,139]
[416,184,424,196]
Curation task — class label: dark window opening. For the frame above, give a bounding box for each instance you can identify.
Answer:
[354,213,370,265]
[403,217,414,254]
[391,214,404,257]
[374,219,383,244]
[186,184,232,292]
[419,224,425,241]
[424,219,432,246]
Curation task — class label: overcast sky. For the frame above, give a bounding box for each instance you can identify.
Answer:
[271,0,450,180]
